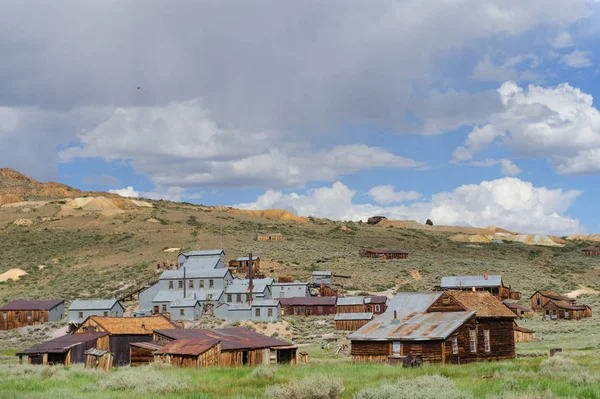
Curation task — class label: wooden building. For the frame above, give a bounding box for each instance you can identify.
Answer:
[130,341,164,366]
[154,339,221,368]
[279,297,337,316]
[152,327,297,367]
[256,233,283,241]
[361,249,408,259]
[438,274,521,300]
[336,296,388,315]
[84,348,114,371]
[530,290,575,312]
[581,245,600,256]
[540,300,592,321]
[228,255,260,273]
[16,332,108,365]
[349,291,516,365]
[503,301,533,318]
[0,299,64,331]
[334,313,374,331]
[74,315,177,366]
[514,325,536,343]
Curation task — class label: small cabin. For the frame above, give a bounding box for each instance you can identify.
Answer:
[361,249,408,259]
[336,296,387,315]
[228,255,260,273]
[279,297,337,316]
[312,271,333,285]
[0,299,64,330]
[529,291,576,312]
[17,332,108,366]
[256,233,283,241]
[154,339,221,368]
[439,274,520,300]
[503,301,533,318]
[514,325,536,343]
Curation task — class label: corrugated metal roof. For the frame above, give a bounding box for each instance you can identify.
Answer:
[225,278,273,294]
[271,282,308,287]
[279,296,337,306]
[365,296,387,304]
[0,299,64,311]
[180,256,223,270]
[170,299,200,308]
[154,327,293,350]
[130,341,164,351]
[312,271,332,276]
[236,255,259,261]
[16,332,108,355]
[335,312,373,321]
[182,250,224,257]
[227,304,251,311]
[155,338,220,355]
[160,268,229,280]
[251,299,280,307]
[79,315,177,335]
[337,297,365,306]
[186,289,224,302]
[365,249,408,254]
[153,291,184,303]
[440,275,502,288]
[68,299,120,311]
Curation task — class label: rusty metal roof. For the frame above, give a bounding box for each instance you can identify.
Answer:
[77,315,177,335]
[335,312,373,321]
[279,296,337,306]
[548,299,590,311]
[85,348,109,357]
[1,299,64,311]
[154,338,220,355]
[130,341,164,351]
[154,327,293,350]
[16,332,108,355]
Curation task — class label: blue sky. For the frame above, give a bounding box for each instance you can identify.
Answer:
[2,1,600,235]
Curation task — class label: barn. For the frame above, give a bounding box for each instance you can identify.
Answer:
[16,332,108,365]
[361,249,408,259]
[334,313,374,331]
[0,299,64,330]
[279,297,337,316]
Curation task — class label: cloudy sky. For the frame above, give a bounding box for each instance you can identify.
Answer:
[3,1,600,235]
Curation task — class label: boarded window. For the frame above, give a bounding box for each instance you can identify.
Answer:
[168,281,174,289]
[2,312,6,320]
[255,308,261,317]
[227,294,232,303]
[189,280,194,288]
[178,280,183,289]
[268,308,273,317]
[209,280,214,288]
[469,329,477,352]
[375,305,381,312]
[392,341,401,355]
[180,309,185,316]
[103,311,108,317]
[484,329,490,352]
[452,337,458,354]
[79,312,83,319]
[162,304,167,313]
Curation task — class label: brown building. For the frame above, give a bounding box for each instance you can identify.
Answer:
[439,274,521,300]
[74,315,177,366]
[361,249,409,259]
[16,332,107,365]
[529,290,592,320]
[530,290,575,311]
[0,299,64,330]
[334,313,374,331]
[503,301,533,318]
[279,297,337,316]
[349,291,516,365]
[514,324,536,343]
[130,341,164,366]
[154,339,221,368]
[256,233,283,241]
[335,296,388,315]
[228,255,260,273]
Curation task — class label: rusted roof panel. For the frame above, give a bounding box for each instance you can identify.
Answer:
[1,299,64,311]
[154,339,220,355]
[365,296,387,304]
[130,341,164,351]
[154,327,293,350]
[16,332,108,355]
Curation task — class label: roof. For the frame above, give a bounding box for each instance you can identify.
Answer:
[68,299,121,311]
[186,289,224,302]
[440,275,503,288]
[365,249,408,254]
[153,291,184,303]
[279,296,337,306]
[236,255,259,261]
[337,297,365,306]
[180,256,224,270]
[154,327,293,350]
[85,348,109,357]
[16,332,108,355]
[449,292,516,318]
[78,315,177,335]
[257,233,282,236]
[271,282,309,287]
[503,301,531,312]
[161,268,230,280]
[335,312,373,321]
[170,298,200,308]
[365,296,387,304]
[514,325,536,334]
[530,290,572,301]
[130,341,164,351]
[312,271,332,276]
[548,299,590,311]
[155,338,220,355]
[251,299,280,307]
[181,250,224,257]
[225,278,273,294]
[1,299,64,311]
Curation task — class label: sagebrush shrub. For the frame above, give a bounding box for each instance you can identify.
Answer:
[250,365,276,380]
[352,375,471,399]
[264,374,344,399]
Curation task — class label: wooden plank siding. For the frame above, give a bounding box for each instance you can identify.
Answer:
[335,319,371,331]
[130,346,155,367]
[155,342,221,368]
[0,310,49,330]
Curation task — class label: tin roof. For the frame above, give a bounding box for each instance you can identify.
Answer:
[236,255,259,261]
[365,296,387,304]
[186,289,224,302]
[440,275,503,288]
[152,291,184,303]
[154,327,293,350]
[365,249,408,254]
[312,271,332,276]
[68,299,121,311]
[257,233,282,236]
[180,256,224,270]
[155,338,220,355]
[181,250,224,257]
[170,298,200,308]
[279,296,337,306]
[335,312,373,321]
[449,291,516,318]
[271,282,309,287]
[337,297,365,306]
[1,299,64,311]
[225,278,273,294]
[16,332,108,355]
[130,341,164,351]
[251,299,280,307]
[160,268,230,280]
[77,315,177,335]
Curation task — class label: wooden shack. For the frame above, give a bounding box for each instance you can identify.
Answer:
[335,313,374,331]
[503,301,533,318]
[74,315,177,366]
[530,290,575,312]
[361,249,408,259]
[16,332,108,365]
[256,233,283,241]
[130,341,164,366]
[154,339,221,368]
[336,296,388,314]
[514,325,536,343]
[581,245,600,256]
[279,297,337,316]
[153,327,297,366]
[1,299,64,330]
[439,274,521,300]
[84,348,114,371]
[228,255,260,273]
[540,300,591,320]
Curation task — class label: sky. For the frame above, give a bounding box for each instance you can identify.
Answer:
[2,1,600,235]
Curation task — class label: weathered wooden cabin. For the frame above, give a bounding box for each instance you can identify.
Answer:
[84,348,114,371]
[540,300,592,321]
[334,313,374,331]
[279,297,337,316]
[152,327,297,366]
[336,296,388,315]
[74,315,177,366]
[530,290,575,312]
[581,245,600,256]
[439,274,521,300]
[16,332,108,365]
[256,233,283,241]
[228,255,260,273]
[0,299,64,330]
[503,301,533,318]
[514,325,536,343]
[349,291,516,365]
[130,341,164,366]
[367,216,387,225]
[154,339,221,368]
[361,249,408,259]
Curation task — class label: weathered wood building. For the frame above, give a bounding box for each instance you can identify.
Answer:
[581,245,600,256]
[154,339,221,368]
[130,341,164,366]
[334,313,374,331]
[84,348,114,371]
[530,290,574,311]
[152,327,297,367]
[312,271,333,285]
[256,233,283,241]
[349,291,516,365]
[438,274,521,300]
[16,332,108,365]
[514,325,536,343]
[74,315,177,366]
[360,249,408,259]
[228,255,260,273]
[503,301,533,318]
[529,290,591,320]
[0,300,64,330]
[336,296,388,315]
[279,297,337,316]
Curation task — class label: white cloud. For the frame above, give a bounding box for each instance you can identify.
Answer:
[470,158,523,176]
[553,31,575,48]
[235,178,582,235]
[453,81,600,175]
[561,50,593,68]
[368,185,422,205]
[109,186,139,198]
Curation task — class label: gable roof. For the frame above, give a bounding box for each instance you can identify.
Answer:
[337,297,365,306]
[0,299,64,311]
[154,327,292,350]
[68,299,121,311]
[16,332,108,355]
[335,312,373,321]
[154,338,220,355]
[169,298,200,308]
[503,301,531,312]
[312,271,332,276]
[530,290,572,301]
[77,315,177,335]
[181,250,224,257]
[440,275,503,288]
[448,291,516,318]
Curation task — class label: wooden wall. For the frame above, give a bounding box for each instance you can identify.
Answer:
[155,343,221,368]
[257,235,283,241]
[351,341,390,363]
[541,304,590,320]
[514,330,535,343]
[130,346,155,367]
[336,305,367,314]
[110,335,153,366]
[0,310,48,330]
[220,348,269,367]
[335,319,371,331]
[282,305,336,316]
[85,353,113,372]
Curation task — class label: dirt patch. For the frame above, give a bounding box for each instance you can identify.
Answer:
[566,287,600,298]
[409,270,422,280]
[13,218,34,226]
[241,320,291,338]
[0,268,28,282]
[567,234,600,242]
[146,218,160,223]
[163,248,181,253]
[131,199,153,208]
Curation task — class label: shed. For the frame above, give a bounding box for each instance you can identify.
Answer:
[361,249,408,259]
[336,296,388,314]
[67,299,124,324]
[228,255,260,273]
[84,348,114,371]
[256,233,283,241]
[334,313,374,331]
[503,301,532,318]
[581,245,600,256]
[16,332,108,366]
[1,299,64,330]
[279,296,337,316]
[130,341,164,366]
[530,290,576,312]
[154,339,221,368]
[514,324,536,343]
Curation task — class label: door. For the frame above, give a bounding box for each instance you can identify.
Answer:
[153,306,159,315]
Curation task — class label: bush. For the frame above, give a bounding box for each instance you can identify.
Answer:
[82,366,191,395]
[353,375,470,399]
[539,355,578,372]
[249,365,276,380]
[264,374,344,399]
[425,219,433,226]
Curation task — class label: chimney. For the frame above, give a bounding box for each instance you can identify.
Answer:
[483,272,489,280]
[248,252,254,304]
[393,310,397,320]
[183,267,187,298]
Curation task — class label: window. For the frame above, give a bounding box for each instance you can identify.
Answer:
[27,311,32,320]
[392,341,401,355]
[162,304,167,313]
[178,280,184,289]
[236,294,242,303]
[469,329,477,352]
[15,311,19,319]
[79,312,83,319]
[375,305,381,312]
[299,306,305,315]
[180,309,185,316]
[189,280,194,288]
[537,298,541,306]
[484,330,490,352]
[199,280,205,288]
[565,310,570,319]
[281,291,285,298]
[452,337,458,354]
[2,312,6,320]
[255,308,261,317]
[268,308,273,317]
[103,311,108,317]
[227,294,232,303]
[209,279,214,288]
[168,281,174,289]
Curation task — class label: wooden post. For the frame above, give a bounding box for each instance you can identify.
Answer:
[441,341,446,365]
